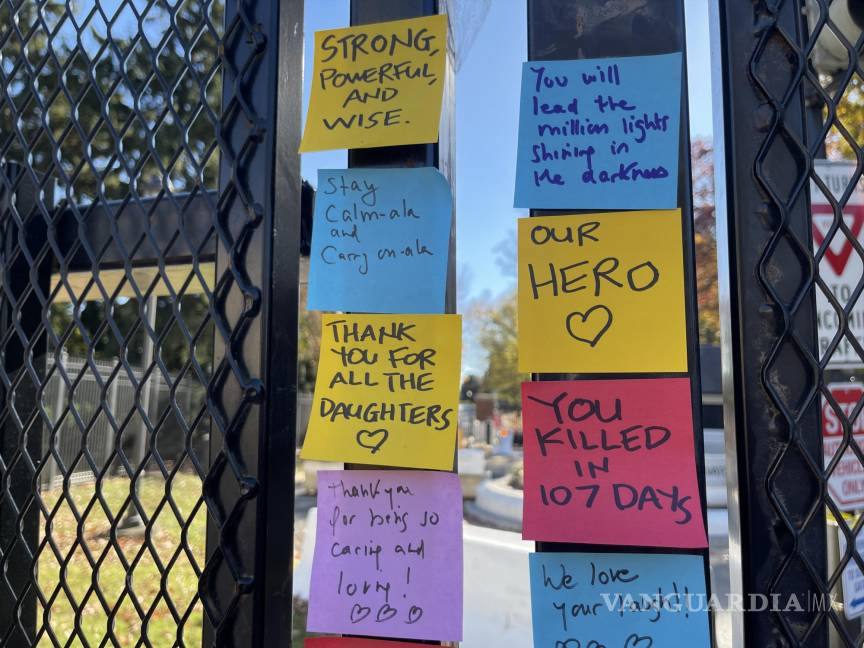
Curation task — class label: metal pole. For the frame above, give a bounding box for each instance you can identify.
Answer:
[139,293,158,471]
[343,2,454,645]
[104,362,119,468]
[199,0,305,644]
[525,0,713,639]
[258,0,304,643]
[709,0,744,645]
[714,0,827,644]
[118,292,158,534]
[47,349,68,490]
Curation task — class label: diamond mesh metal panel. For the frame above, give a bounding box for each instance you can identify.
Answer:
[0,0,294,644]
[719,0,864,644]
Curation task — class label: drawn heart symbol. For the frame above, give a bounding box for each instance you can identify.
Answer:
[356,428,388,454]
[405,605,424,624]
[565,305,613,347]
[624,633,654,648]
[349,603,371,623]
[376,603,398,622]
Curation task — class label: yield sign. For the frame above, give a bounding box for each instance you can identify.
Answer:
[810,160,864,368]
[811,203,864,277]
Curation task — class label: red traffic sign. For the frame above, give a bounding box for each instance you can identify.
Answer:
[823,383,864,510]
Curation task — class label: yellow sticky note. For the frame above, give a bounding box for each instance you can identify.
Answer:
[301,313,461,470]
[518,210,687,373]
[299,15,448,152]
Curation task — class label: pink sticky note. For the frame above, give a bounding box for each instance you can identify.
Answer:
[307,470,463,642]
[522,378,707,548]
[305,638,428,647]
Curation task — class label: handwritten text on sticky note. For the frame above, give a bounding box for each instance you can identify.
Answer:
[515,54,682,209]
[300,314,461,469]
[530,552,711,648]
[522,378,707,548]
[307,470,463,642]
[517,211,687,373]
[307,168,452,313]
[300,15,447,152]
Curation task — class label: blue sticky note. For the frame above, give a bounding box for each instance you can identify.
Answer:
[514,53,682,209]
[529,552,710,648]
[307,168,451,313]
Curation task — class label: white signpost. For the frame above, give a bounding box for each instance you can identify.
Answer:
[812,160,864,369]
[838,531,864,620]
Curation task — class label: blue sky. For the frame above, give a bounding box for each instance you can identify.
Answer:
[301,0,714,304]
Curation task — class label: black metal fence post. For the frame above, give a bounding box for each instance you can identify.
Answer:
[200,0,303,645]
[260,0,305,643]
[526,0,713,635]
[715,0,831,645]
[342,1,454,644]
[349,0,440,171]
[348,0,456,313]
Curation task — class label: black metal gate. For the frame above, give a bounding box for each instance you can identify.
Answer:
[0,0,301,644]
[10,0,864,646]
[716,0,864,645]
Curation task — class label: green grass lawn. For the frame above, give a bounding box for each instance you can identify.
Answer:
[37,475,205,646]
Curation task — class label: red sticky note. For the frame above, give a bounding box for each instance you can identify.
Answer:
[522,378,707,548]
[305,639,426,648]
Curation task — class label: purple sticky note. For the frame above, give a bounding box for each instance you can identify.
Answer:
[307,470,463,642]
